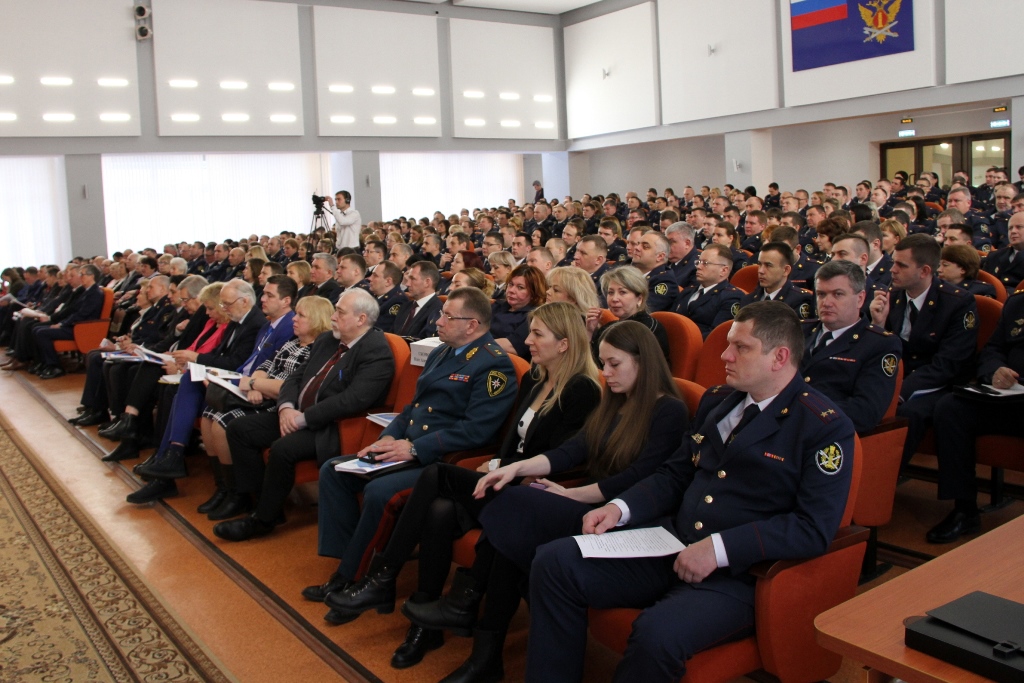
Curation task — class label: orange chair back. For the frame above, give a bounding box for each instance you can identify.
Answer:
[974,295,1003,352]
[100,288,115,318]
[693,320,731,388]
[1018,281,1024,293]
[598,309,618,326]
[652,311,703,380]
[840,434,864,527]
[975,269,1007,303]
[673,378,705,416]
[730,264,759,294]
[883,360,903,420]
[382,333,411,407]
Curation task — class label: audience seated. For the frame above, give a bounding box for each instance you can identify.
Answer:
[671,243,743,338]
[587,265,669,361]
[736,241,814,320]
[490,264,546,360]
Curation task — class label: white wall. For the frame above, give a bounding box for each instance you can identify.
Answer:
[580,135,726,195]
[563,2,658,139]
[946,0,1024,85]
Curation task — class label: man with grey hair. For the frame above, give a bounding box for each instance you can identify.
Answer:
[801,259,902,433]
[169,257,188,276]
[311,252,342,304]
[664,221,698,288]
[214,287,396,541]
[945,186,993,245]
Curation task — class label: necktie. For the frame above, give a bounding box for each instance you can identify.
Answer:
[400,302,419,335]
[908,301,919,326]
[728,404,761,444]
[762,292,771,302]
[814,330,833,354]
[298,343,349,411]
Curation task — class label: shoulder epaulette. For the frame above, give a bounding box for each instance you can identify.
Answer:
[865,323,890,336]
[706,384,734,396]
[798,390,843,424]
[483,341,504,357]
[797,287,813,295]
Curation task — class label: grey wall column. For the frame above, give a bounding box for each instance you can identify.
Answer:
[568,151,591,198]
[351,151,382,222]
[541,152,571,202]
[523,154,543,203]
[1012,97,1023,185]
[64,154,108,258]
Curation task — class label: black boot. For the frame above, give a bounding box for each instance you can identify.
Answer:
[135,444,188,480]
[102,437,140,462]
[402,567,482,637]
[99,412,136,441]
[197,458,227,514]
[212,513,277,541]
[323,554,400,618]
[207,463,252,519]
[302,571,350,602]
[71,407,109,427]
[391,623,444,669]
[439,629,506,683]
[126,478,178,504]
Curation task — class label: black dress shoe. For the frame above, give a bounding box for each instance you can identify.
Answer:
[39,366,66,380]
[926,509,981,544]
[402,568,482,637]
[323,608,359,626]
[98,421,115,432]
[212,513,276,542]
[135,445,187,480]
[99,413,136,441]
[72,408,109,427]
[126,479,178,504]
[207,491,253,521]
[302,573,350,602]
[102,439,140,462]
[27,362,43,375]
[197,488,227,515]
[391,625,444,669]
[323,555,399,617]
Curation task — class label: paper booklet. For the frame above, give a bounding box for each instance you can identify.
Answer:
[574,527,686,559]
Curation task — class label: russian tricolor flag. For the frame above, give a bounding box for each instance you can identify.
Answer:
[791,0,848,30]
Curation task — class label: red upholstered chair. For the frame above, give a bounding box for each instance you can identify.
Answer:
[974,295,1003,352]
[599,309,618,326]
[588,436,868,683]
[1017,281,1024,293]
[730,264,759,294]
[652,312,703,381]
[673,378,705,416]
[53,288,114,356]
[693,321,731,389]
[975,269,1007,303]
[976,436,1024,506]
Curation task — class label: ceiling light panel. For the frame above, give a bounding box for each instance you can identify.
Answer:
[313,6,441,137]
[0,0,141,137]
[449,19,558,140]
[452,0,602,13]
[152,0,304,136]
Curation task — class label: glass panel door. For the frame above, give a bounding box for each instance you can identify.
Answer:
[885,146,915,183]
[969,137,1008,186]
[921,141,954,189]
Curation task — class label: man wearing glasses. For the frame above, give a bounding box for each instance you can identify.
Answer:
[671,244,744,338]
[306,287,517,631]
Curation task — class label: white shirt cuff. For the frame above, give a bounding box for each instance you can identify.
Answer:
[711,533,729,568]
[609,499,631,526]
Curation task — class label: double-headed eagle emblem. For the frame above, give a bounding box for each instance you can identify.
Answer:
[859,0,902,43]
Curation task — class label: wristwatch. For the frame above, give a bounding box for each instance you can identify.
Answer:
[248,377,256,390]
[408,440,417,458]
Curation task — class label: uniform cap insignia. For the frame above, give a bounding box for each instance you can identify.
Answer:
[881,354,898,377]
[487,370,508,397]
[816,443,844,475]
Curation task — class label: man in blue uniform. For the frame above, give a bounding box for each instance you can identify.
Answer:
[851,221,893,289]
[573,235,610,291]
[736,242,814,320]
[672,244,743,338]
[664,222,698,288]
[631,231,677,312]
[525,302,854,682]
[770,226,820,289]
[801,260,902,433]
[981,211,1024,290]
[869,234,978,466]
[312,287,517,624]
[946,187,994,247]
[369,261,407,333]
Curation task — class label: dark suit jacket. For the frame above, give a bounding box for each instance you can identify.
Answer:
[315,279,343,305]
[54,285,104,327]
[151,307,205,353]
[495,371,602,466]
[278,328,395,464]
[393,295,443,340]
[198,306,267,370]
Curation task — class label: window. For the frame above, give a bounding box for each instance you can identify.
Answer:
[380,152,524,219]
[0,156,72,265]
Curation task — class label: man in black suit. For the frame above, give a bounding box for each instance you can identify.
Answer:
[310,253,343,304]
[215,288,396,541]
[32,264,106,379]
[393,261,443,341]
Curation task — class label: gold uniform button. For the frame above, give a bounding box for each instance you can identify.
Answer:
[694,521,703,530]
[704,495,713,504]
[409,419,414,425]
[415,403,420,408]
[718,470,726,478]
[804,376,811,382]
[428,407,433,413]
[422,425,429,430]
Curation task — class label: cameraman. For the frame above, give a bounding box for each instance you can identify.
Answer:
[326,190,362,250]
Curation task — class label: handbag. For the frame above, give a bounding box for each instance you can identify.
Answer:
[205,382,274,414]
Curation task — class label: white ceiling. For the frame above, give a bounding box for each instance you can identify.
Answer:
[403,0,603,14]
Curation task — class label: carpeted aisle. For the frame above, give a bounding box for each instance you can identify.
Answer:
[0,428,230,683]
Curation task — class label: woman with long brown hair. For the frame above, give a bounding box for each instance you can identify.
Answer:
[491,264,547,359]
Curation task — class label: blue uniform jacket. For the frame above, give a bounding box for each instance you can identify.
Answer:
[618,378,854,582]
[737,280,814,320]
[382,332,517,465]
[375,285,408,333]
[982,246,1024,290]
[644,264,678,313]
[54,285,105,327]
[976,291,1024,382]
[666,255,697,289]
[801,318,902,433]
[672,281,743,338]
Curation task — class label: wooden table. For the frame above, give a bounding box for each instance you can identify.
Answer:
[815,515,1024,683]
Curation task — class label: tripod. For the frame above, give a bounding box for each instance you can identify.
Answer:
[310,205,332,235]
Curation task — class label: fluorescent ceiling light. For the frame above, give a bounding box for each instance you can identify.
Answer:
[171,113,200,122]
[43,113,75,122]
[976,145,986,151]
[413,117,436,125]
[0,75,12,85]
[220,80,248,90]
[330,115,355,124]
[0,113,16,122]
[371,85,396,95]
[270,114,296,123]
[373,115,397,124]
[992,146,1001,152]
[535,121,554,129]
[98,78,129,87]
[268,82,294,91]
[534,94,553,103]
[412,88,435,96]
[40,76,72,86]
[100,112,131,122]
[222,113,250,122]
[499,92,519,100]
[464,118,485,126]
[463,90,484,99]
[169,79,198,88]
[500,120,521,127]
[329,84,354,93]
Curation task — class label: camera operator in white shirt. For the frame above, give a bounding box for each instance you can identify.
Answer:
[326,190,362,251]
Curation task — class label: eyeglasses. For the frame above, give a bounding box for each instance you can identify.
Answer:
[219,297,240,308]
[179,295,194,303]
[440,311,478,323]
[695,260,729,267]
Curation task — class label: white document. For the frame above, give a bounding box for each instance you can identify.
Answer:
[962,383,1024,398]
[334,457,408,474]
[158,373,183,385]
[574,527,686,559]
[207,368,242,380]
[135,345,173,364]
[188,362,207,381]
[206,373,249,400]
[366,413,398,428]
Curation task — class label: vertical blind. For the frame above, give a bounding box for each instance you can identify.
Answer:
[379,152,524,220]
[0,156,72,266]
[102,153,329,251]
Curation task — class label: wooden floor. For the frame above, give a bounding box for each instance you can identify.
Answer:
[1,360,1021,682]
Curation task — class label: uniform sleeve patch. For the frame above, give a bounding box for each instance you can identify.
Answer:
[731,303,740,317]
[487,370,508,397]
[798,302,812,319]
[389,304,401,316]
[655,283,669,296]
[816,443,844,475]
[964,311,976,330]
[881,354,898,377]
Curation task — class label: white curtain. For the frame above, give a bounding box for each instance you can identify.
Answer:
[102,153,330,251]
[380,152,524,220]
[0,156,72,266]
